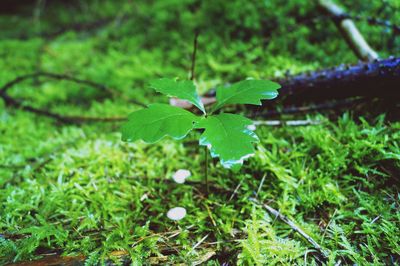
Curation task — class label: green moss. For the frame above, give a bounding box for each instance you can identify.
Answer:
[1,0,399,264]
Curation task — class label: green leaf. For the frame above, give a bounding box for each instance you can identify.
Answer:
[213,79,280,111]
[149,78,205,113]
[195,113,259,171]
[121,104,199,143]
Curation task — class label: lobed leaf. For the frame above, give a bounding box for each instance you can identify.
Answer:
[149,78,205,113]
[195,113,259,171]
[121,104,199,143]
[213,79,280,111]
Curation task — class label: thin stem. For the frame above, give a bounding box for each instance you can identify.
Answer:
[189,31,199,81]
[204,146,209,194]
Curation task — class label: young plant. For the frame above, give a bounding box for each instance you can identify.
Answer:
[120,78,280,188]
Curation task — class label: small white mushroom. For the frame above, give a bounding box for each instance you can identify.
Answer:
[172,169,191,184]
[167,207,187,221]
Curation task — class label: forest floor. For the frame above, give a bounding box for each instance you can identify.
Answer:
[0,1,399,265]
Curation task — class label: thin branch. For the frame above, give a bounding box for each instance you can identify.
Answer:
[250,198,330,260]
[228,179,244,202]
[1,72,109,93]
[187,234,210,256]
[318,0,379,61]
[256,174,267,196]
[1,91,125,124]
[352,15,400,34]
[294,14,400,35]
[0,72,148,124]
[0,71,146,108]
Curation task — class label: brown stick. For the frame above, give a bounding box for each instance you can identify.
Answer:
[318,0,379,61]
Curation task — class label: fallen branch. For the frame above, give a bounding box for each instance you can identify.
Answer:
[318,0,379,61]
[175,57,399,111]
[272,57,399,104]
[2,57,399,123]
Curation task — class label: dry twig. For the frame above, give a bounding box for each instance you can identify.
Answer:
[318,0,379,61]
[250,198,330,260]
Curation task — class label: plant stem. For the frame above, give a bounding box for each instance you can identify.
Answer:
[204,146,209,194]
[190,31,199,81]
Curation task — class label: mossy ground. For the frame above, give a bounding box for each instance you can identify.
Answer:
[0,1,399,265]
